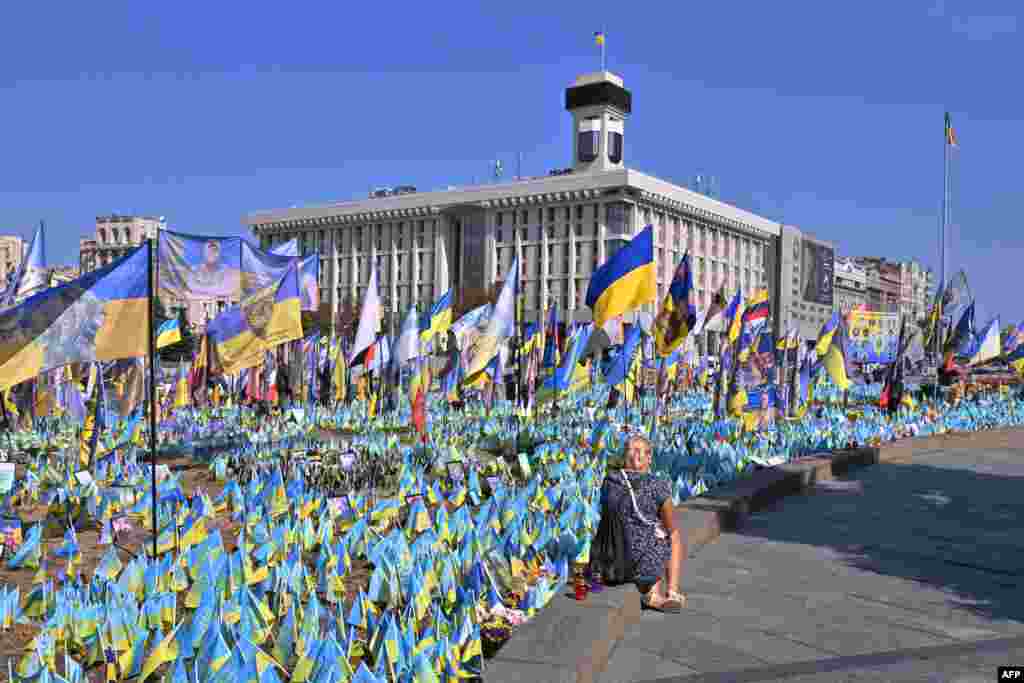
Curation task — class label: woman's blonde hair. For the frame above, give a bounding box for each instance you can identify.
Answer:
[624,432,652,455]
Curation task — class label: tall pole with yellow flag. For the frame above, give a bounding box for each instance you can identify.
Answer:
[147,235,158,560]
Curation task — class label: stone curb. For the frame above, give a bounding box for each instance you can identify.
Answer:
[487,427,1024,683]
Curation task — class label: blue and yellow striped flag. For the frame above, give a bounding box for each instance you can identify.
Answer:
[585,226,656,328]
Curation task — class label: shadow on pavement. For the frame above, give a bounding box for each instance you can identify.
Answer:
[731,458,1024,624]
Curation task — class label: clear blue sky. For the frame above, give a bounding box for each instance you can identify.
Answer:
[2,2,1020,322]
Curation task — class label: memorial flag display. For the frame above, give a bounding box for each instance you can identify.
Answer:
[0,243,150,391]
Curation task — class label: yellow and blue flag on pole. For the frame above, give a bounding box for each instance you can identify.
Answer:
[724,288,745,346]
[821,317,851,390]
[0,243,150,392]
[585,226,656,328]
[654,252,697,357]
[464,258,518,381]
[207,260,304,376]
[156,318,182,349]
[815,311,841,358]
[422,290,453,344]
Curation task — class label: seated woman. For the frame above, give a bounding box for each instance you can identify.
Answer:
[598,433,686,612]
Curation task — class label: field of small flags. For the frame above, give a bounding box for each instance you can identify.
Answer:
[1,373,1023,682]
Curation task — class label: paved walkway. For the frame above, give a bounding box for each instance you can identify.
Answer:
[600,434,1024,683]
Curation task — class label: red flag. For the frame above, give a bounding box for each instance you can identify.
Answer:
[412,386,426,435]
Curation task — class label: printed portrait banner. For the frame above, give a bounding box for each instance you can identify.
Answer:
[240,240,293,299]
[158,231,243,302]
[0,243,150,391]
[847,310,899,363]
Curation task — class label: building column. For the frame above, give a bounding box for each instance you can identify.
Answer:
[597,202,606,265]
[568,223,577,321]
[433,217,447,298]
[349,238,357,304]
[411,223,420,309]
[541,218,549,311]
[330,227,339,333]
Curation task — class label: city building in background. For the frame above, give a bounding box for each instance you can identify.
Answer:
[0,234,26,289]
[79,215,163,273]
[246,71,779,348]
[856,256,903,314]
[899,259,934,325]
[767,224,835,342]
[833,256,868,314]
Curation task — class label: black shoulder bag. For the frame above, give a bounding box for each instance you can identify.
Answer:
[589,482,632,585]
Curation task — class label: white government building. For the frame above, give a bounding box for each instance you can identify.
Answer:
[246,70,787,351]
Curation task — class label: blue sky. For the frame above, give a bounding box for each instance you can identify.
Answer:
[1,1,1021,322]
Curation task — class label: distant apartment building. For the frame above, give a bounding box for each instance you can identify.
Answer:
[767,225,835,342]
[856,257,902,314]
[833,256,867,314]
[79,215,162,273]
[0,234,26,288]
[899,260,934,324]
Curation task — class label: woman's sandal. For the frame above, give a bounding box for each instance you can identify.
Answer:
[662,590,686,611]
[641,591,682,614]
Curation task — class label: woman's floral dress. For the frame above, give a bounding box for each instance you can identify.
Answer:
[601,471,672,584]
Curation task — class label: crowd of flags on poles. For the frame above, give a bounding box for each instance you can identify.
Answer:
[3,209,1024,441]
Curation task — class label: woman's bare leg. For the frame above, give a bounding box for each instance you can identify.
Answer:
[666,529,685,595]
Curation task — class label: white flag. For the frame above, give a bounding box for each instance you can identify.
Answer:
[349,267,382,363]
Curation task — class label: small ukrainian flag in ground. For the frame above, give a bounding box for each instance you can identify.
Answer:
[155,318,182,349]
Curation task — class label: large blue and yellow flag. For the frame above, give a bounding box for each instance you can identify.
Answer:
[156,318,182,349]
[0,243,150,392]
[654,253,696,357]
[585,226,656,328]
[207,260,304,376]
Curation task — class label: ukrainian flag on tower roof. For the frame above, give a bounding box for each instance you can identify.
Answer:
[585,225,656,328]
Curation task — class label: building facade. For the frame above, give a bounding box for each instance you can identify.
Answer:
[856,257,902,314]
[246,71,780,347]
[0,235,26,289]
[767,225,835,342]
[899,260,933,325]
[833,256,867,314]
[79,215,163,273]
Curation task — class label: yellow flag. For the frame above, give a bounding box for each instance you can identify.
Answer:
[822,343,850,391]
[138,622,181,683]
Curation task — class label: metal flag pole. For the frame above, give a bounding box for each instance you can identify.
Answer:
[147,237,158,560]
